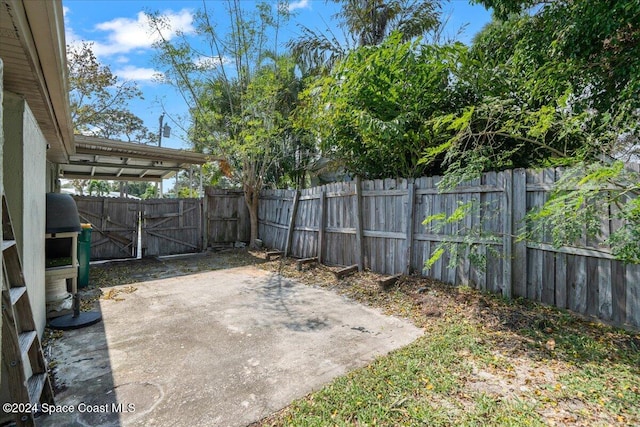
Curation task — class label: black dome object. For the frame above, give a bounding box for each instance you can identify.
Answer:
[46,193,81,233]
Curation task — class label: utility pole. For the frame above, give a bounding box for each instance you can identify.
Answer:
[158,113,165,197]
[158,113,165,147]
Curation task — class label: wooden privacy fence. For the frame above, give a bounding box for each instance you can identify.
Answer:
[258,168,640,330]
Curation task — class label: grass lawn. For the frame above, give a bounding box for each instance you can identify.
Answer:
[257,258,640,427]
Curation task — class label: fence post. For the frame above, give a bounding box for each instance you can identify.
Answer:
[512,168,527,298]
[317,190,327,264]
[200,197,209,251]
[202,192,209,250]
[284,190,300,257]
[502,170,513,299]
[354,177,365,271]
[405,181,415,274]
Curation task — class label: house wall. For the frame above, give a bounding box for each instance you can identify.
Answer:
[3,91,47,336]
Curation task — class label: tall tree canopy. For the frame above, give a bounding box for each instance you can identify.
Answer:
[68,42,157,143]
[297,34,467,179]
[289,0,441,75]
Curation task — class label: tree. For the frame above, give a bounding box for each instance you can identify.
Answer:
[425,0,640,180]
[124,182,154,198]
[297,34,467,179]
[68,42,157,144]
[148,0,300,247]
[142,185,159,200]
[87,180,110,196]
[289,0,440,75]
[422,0,640,264]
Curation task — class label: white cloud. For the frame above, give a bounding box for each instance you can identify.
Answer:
[194,55,231,70]
[289,0,311,12]
[63,6,83,48]
[92,9,195,56]
[115,66,159,82]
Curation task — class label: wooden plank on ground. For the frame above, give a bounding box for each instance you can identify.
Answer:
[296,257,317,271]
[266,251,283,261]
[378,274,402,290]
[334,265,358,279]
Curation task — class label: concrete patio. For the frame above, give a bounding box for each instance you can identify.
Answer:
[38,265,423,427]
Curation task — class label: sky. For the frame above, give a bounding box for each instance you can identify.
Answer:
[62,0,493,151]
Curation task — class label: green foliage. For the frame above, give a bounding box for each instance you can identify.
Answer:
[177,188,199,198]
[124,182,153,198]
[298,35,468,179]
[289,0,441,75]
[528,162,640,263]
[415,0,640,266]
[87,180,110,196]
[142,185,159,200]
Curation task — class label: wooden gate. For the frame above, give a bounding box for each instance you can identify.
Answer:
[141,198,203,256]
[73,196,140,260]
[204,188,250,247]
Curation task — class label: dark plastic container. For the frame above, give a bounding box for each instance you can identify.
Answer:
[77,226,92,288]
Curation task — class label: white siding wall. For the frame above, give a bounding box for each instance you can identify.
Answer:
[3,91,47,335]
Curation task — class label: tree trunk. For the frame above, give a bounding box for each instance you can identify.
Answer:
[244,183,260,249]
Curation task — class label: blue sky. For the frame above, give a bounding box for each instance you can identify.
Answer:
[62,0,493,151]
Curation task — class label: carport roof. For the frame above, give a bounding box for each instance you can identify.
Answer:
[59,135,216,182]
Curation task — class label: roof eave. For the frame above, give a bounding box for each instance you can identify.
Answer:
[5,0,74,162]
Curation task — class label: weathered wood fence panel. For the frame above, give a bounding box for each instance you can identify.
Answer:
[73,196,139,260]
[259,189,295,251]
[142,198,202,257]
[257,166,640,330]
[204,188,249,247]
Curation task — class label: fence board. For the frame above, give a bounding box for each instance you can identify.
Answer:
[512,169,527,297]
[625,264,640,328]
